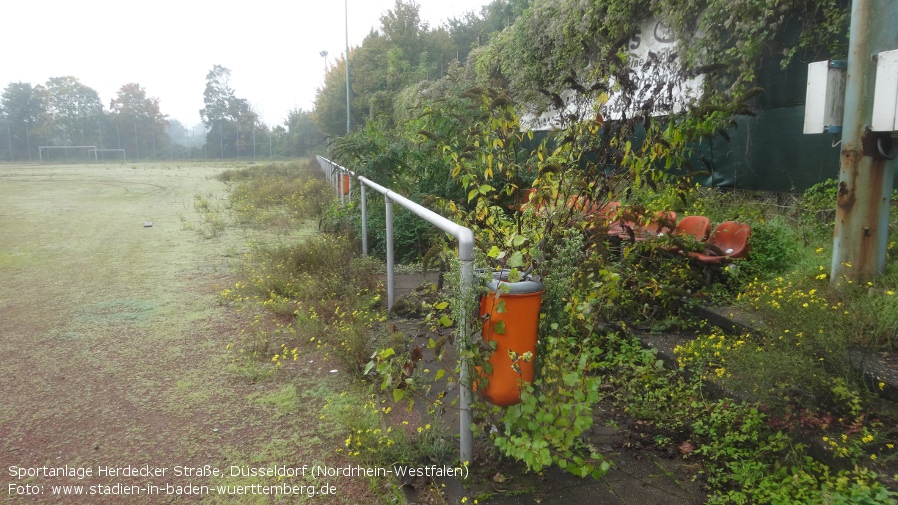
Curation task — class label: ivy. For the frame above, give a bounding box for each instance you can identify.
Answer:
[471,0,849,123]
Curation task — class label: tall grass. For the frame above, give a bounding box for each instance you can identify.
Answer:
[219,161,333,231]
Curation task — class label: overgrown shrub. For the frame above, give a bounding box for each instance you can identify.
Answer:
[743,215,802,276]
[223,161,332,230]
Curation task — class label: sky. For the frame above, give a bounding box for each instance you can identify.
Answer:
[1,0,492,128]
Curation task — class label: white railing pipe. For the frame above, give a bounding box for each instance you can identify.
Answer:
[315,156,475,465]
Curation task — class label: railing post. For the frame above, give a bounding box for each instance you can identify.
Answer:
[330,162,336,190]
[457,229,475,466]
[339,168,346,208]
[361,184,368,257]
[385,195,395,309]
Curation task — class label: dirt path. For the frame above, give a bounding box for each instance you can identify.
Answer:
[0,163,368,504]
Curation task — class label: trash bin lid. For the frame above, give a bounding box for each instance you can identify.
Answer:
[485,269,544,294]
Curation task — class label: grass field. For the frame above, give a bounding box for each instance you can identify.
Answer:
[0,162,367,504]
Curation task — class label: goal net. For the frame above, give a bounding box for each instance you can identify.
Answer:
[88,148,126,161]
[38,145,97,163]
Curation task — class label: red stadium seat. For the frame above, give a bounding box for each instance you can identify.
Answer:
[687,221,751,265]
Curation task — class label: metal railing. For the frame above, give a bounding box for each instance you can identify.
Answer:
[316,155,475,465]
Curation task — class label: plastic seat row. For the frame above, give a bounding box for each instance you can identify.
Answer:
[656,215,751,265]
[602,206,751,265]
[519,193,751,266]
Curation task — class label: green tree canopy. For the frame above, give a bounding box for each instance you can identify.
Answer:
[43,76,103,146]
[109,82,169,159]
[199,65,260,158]
[282,108,324,156]
[1,82,48,159]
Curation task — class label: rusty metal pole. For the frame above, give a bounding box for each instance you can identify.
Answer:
[831,0,898,284]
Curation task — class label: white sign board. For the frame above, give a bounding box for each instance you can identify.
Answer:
[872,48,898,132]
[803,60,846,134]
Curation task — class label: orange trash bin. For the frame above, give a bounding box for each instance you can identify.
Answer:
[479,271,544,406]
[341,174,350,194]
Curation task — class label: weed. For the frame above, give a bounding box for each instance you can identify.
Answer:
[692,400,896,505]
[216,161,334,236]
[181,192,228,239]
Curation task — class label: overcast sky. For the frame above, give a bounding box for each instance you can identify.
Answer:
[1,0,491,128]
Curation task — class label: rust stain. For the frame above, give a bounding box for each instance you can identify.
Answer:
[837,149,861,211]
[857,156,888,274]
[835,137,888,279]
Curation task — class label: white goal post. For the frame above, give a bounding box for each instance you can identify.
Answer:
[38,145,97,162]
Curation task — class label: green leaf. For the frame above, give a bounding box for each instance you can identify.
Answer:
[435,369,445,380]
[496,299,507,313]
[439,315,453,327]
[494,320,507,334]
[393,388,406,402]
[434,301,449,310]
[507,251,525,268]
[487,245,502,258]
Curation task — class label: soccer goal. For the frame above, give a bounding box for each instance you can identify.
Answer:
[38,145,97,163]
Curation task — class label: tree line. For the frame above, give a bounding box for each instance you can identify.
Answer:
[0,77,173,162]
[1,0,525,162]
[313,0,530,137]
[0,69,324,162]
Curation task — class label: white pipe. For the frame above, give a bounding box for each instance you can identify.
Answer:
[317,159,476,464]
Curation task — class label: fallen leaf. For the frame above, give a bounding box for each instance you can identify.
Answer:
[678,441,696,455]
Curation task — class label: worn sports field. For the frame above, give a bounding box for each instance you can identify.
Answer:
[0,162,367,503]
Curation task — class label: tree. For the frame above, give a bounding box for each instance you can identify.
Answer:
[0,82,47,160]
[380,0,427,64]
[199,65,259,158]
[43,76,104,147]
[446,0,531,61]
[314,55,361,138]
[282,108,324,156]
[312,0,529,138]
[109,83,169,159]
[347,31,394,118]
